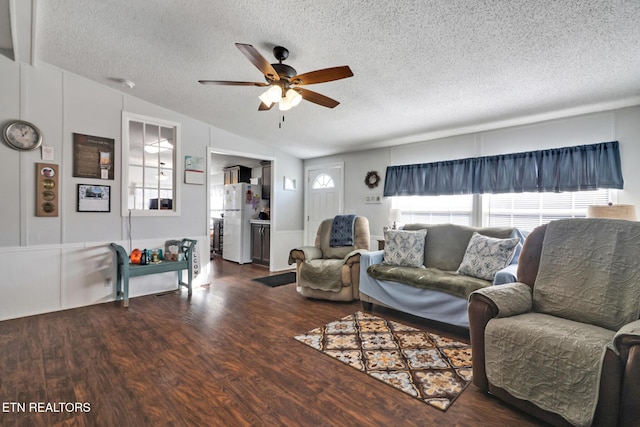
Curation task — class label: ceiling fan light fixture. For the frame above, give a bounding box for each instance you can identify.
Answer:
[286,88,302,107]
[266,85,282,103]
[201,43,353,112]
[258,91,274,108]
[278,97,293,111]
[144,139,173,153]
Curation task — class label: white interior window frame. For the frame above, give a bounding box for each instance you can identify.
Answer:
[121,111,181,217]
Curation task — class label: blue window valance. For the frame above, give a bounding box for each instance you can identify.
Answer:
[383,141,623,196]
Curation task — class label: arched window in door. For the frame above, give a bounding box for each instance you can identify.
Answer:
[312,173,335,189]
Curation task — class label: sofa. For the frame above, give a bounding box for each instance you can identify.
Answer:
[360,223,525,328]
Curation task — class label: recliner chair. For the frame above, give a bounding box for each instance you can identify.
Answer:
[468,218,640,427]
[288,216,370,301]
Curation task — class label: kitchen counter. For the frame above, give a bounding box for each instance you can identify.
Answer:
[250,219,270,225]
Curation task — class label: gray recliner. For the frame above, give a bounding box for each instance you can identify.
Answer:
[288,216,370,301]
[469,218,640,427]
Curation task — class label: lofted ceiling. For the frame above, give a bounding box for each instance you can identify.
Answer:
[7,1,640,159]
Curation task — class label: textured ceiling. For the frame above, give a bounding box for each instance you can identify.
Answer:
[30,0,640,158]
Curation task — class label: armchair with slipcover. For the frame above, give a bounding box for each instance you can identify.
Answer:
[288,216,370,301]
[468,218,640,427]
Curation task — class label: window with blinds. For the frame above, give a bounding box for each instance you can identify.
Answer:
[393,195,474,226]
[486,189,613,231]
[392,189,614,231]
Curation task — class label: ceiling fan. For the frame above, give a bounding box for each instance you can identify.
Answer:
[199,43,353,111]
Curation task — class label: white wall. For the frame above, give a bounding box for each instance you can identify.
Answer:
[270,150,305,270]
[0,56,304,321]
[305,106,640,241]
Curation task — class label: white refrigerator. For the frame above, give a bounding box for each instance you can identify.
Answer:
[222,183,261,264]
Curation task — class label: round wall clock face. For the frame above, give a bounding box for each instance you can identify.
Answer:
[3,120,43,151]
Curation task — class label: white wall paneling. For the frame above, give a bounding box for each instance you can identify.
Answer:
[0,235,209,322]
[0,246,62,321]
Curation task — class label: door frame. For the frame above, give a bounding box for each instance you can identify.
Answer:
[206,147,276,269]
[304,161,344,245]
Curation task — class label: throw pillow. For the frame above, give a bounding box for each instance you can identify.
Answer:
[382,229,427,268]
[457,232,519,281]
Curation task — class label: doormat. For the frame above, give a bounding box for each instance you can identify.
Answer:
[294,311,472,411]
[252,271,296,287]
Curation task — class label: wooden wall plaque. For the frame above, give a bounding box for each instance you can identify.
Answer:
[36,163,59,217]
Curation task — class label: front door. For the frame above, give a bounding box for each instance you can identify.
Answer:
[305,163,344,245]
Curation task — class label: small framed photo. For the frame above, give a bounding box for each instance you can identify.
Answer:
[283,176,296,191]
[77,184,111,212]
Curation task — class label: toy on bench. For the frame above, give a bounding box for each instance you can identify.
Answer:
[110,239,197,307]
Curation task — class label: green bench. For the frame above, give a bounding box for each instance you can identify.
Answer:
[110,239,197,307]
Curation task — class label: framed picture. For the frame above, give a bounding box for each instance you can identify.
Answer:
[283,176,296,191]
[184,155,205,185]
[77,184,111,212]
[73,133,115,180]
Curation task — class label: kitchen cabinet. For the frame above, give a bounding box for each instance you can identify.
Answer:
[251,222,270,266]
[260,161,271,200]
[211,218,223,256]
[223,165,251,184]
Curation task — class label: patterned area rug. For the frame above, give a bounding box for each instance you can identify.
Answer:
[294,311,472,411]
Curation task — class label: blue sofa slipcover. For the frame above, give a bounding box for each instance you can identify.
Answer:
[360,223,525,328]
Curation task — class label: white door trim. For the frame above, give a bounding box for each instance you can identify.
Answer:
[206,147,276,270]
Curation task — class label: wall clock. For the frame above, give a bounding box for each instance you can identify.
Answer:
[365,171,380,188]
[3,120,43,151]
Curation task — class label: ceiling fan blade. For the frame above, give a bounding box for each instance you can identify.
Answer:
[296,88,340,108]
[235,43,280,82]
[198,80,268,86]
[258,102,274,111]
[291,66,353,85]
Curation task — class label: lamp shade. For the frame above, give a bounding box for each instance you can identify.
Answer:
[259,85,283,108]
[265,85,282,102]
[258,91,274,108]
[285,88,302,107]
[278,97,293,111]
[586,204,637,220]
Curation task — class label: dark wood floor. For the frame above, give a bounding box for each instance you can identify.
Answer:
[0,257,549,427]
